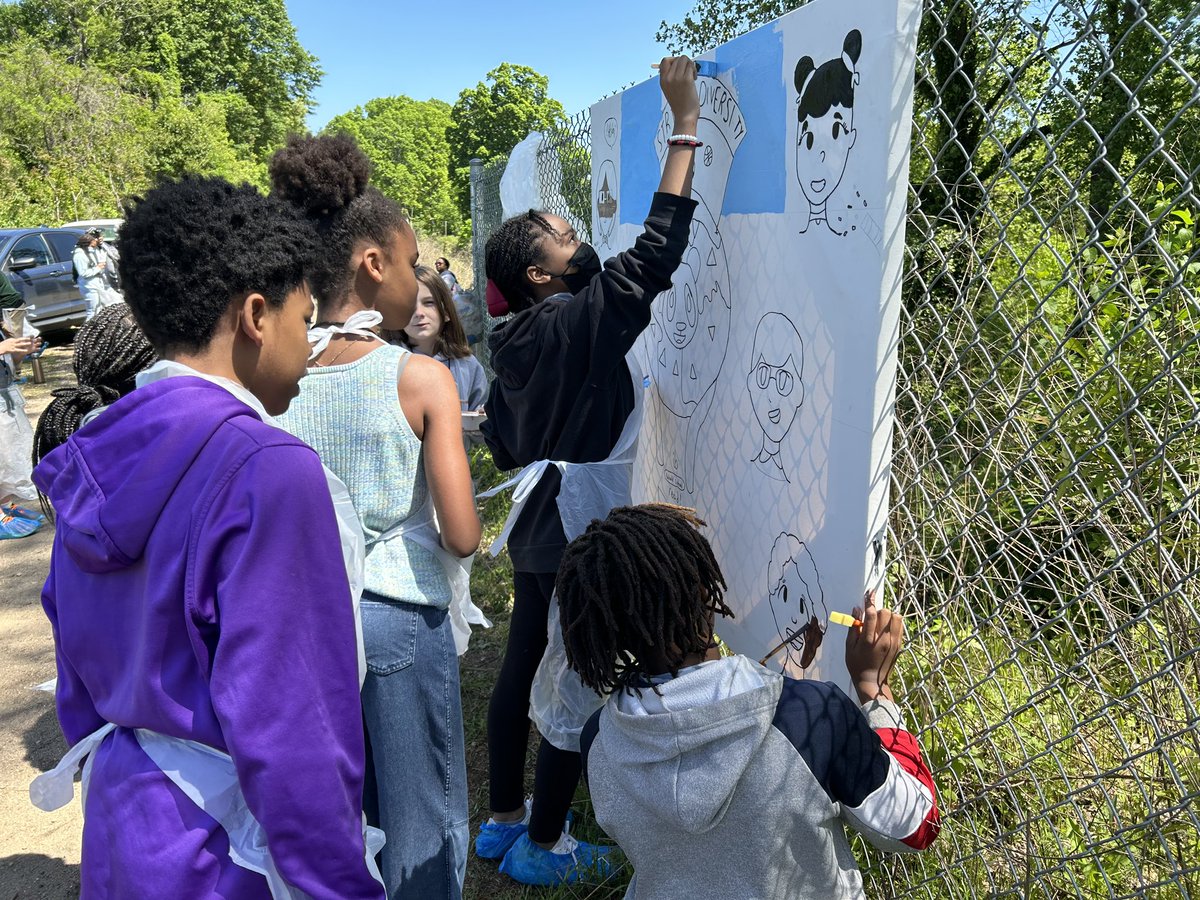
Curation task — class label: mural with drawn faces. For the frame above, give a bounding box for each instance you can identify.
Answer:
[645,76,743,496]
[767,533,828,671]
[747,313,805,483]
[794,30,861,236]
[649,218,732,494]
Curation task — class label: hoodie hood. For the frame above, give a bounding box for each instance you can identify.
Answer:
[33,378,262,574]
[603,656,784,834]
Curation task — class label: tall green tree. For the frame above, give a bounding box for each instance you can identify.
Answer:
[325,96,460,237]
[0,0,320,160]
[0,39,259,225]
[446,63,566,215]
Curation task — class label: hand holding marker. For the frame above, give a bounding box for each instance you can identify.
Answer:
[829,611,864,628]
[759,596,872,666]
[651,59,720,78]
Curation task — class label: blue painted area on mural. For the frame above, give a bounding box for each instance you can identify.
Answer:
[716,23,785,215]
[619,21,787,222]
[619,78,662,226]
[617,21,785,223]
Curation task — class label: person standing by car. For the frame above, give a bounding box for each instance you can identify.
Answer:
[97,230,122,295]
[72,231,118,319]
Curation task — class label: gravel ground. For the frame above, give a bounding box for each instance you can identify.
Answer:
[0,344,81,899]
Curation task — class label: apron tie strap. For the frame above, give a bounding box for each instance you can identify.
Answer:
[307,309,385,360]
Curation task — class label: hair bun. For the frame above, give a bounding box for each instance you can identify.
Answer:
[269,133,371,217]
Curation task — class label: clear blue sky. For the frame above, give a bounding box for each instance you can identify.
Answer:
[286,0,698,130]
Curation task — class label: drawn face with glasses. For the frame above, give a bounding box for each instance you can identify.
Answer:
[747,313,805,448]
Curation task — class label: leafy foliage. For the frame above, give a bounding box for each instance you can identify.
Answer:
[0,0,320,158]
[447,63,566,215]
[325,96,461,240]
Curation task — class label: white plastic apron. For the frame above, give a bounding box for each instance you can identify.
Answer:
[31,725,386,898]
[478,352,647,751]
[372,496,492,655]
[29,361,385,897]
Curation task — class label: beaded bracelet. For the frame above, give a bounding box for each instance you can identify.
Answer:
[667,133,704,148]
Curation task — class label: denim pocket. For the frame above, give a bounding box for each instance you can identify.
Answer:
[361,600,419,676]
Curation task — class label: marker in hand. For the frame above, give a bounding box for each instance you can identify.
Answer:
[651,60,719,78]
[829,610,864,629]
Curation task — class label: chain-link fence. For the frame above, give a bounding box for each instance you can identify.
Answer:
[468,2,1200,895]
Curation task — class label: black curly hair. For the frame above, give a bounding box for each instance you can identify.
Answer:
[32,303,157,467]
[484,211,558,314]
[557,504,734,695]
[118,176,318,353]
[269,133,410,314]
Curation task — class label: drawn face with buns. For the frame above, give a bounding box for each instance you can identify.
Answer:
[794,30,861,214]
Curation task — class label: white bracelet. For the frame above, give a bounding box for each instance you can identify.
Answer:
[668,133,701,143]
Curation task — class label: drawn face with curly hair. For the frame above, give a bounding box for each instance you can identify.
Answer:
[767,534,828,669]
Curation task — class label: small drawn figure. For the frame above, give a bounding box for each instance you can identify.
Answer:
[747,312,804,483]
[767,533,828,670]
[794,30,861,236]
[596,159,618,246]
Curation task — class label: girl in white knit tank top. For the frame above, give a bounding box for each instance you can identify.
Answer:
[269,134,481,900]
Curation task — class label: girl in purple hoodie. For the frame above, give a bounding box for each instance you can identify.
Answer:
[31,177,386,899]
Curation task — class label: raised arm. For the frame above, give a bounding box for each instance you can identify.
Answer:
[657,55,700,199]
[840,593,940,850]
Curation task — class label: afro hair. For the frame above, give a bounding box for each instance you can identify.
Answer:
[269,133,409,310]
[118,176,318,353]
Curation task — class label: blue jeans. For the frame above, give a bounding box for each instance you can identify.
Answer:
[80,283,102,320]
[361,595,468,899]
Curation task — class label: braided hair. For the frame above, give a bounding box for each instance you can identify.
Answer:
[269,133,410,315]
[32,303,157,465]
[484,211,557,313]
[557,504,734,695]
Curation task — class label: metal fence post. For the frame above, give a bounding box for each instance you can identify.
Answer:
[468,157,487,366]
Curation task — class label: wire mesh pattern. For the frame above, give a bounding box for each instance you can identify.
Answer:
[467,2,1200,894]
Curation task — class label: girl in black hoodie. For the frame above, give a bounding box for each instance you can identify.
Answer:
[476,56,701,886]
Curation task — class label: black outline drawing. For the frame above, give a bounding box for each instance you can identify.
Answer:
[794,30,862,236]
[595,159,618,247]
[646,76,743,494]
[747,312,805,483]
[767,533,828,670]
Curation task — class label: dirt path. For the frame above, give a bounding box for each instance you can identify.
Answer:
[0,346,81,898]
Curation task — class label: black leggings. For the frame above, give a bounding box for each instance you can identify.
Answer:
[487,570,583,844]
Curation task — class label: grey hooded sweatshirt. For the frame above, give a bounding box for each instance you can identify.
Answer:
[580,655,939,899]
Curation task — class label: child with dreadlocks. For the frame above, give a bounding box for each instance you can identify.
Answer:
[559,505,940,899]
[31,176,385,899]
[476,57,701,886]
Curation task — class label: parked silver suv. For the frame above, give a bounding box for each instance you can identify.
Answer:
[1,227,88,336]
